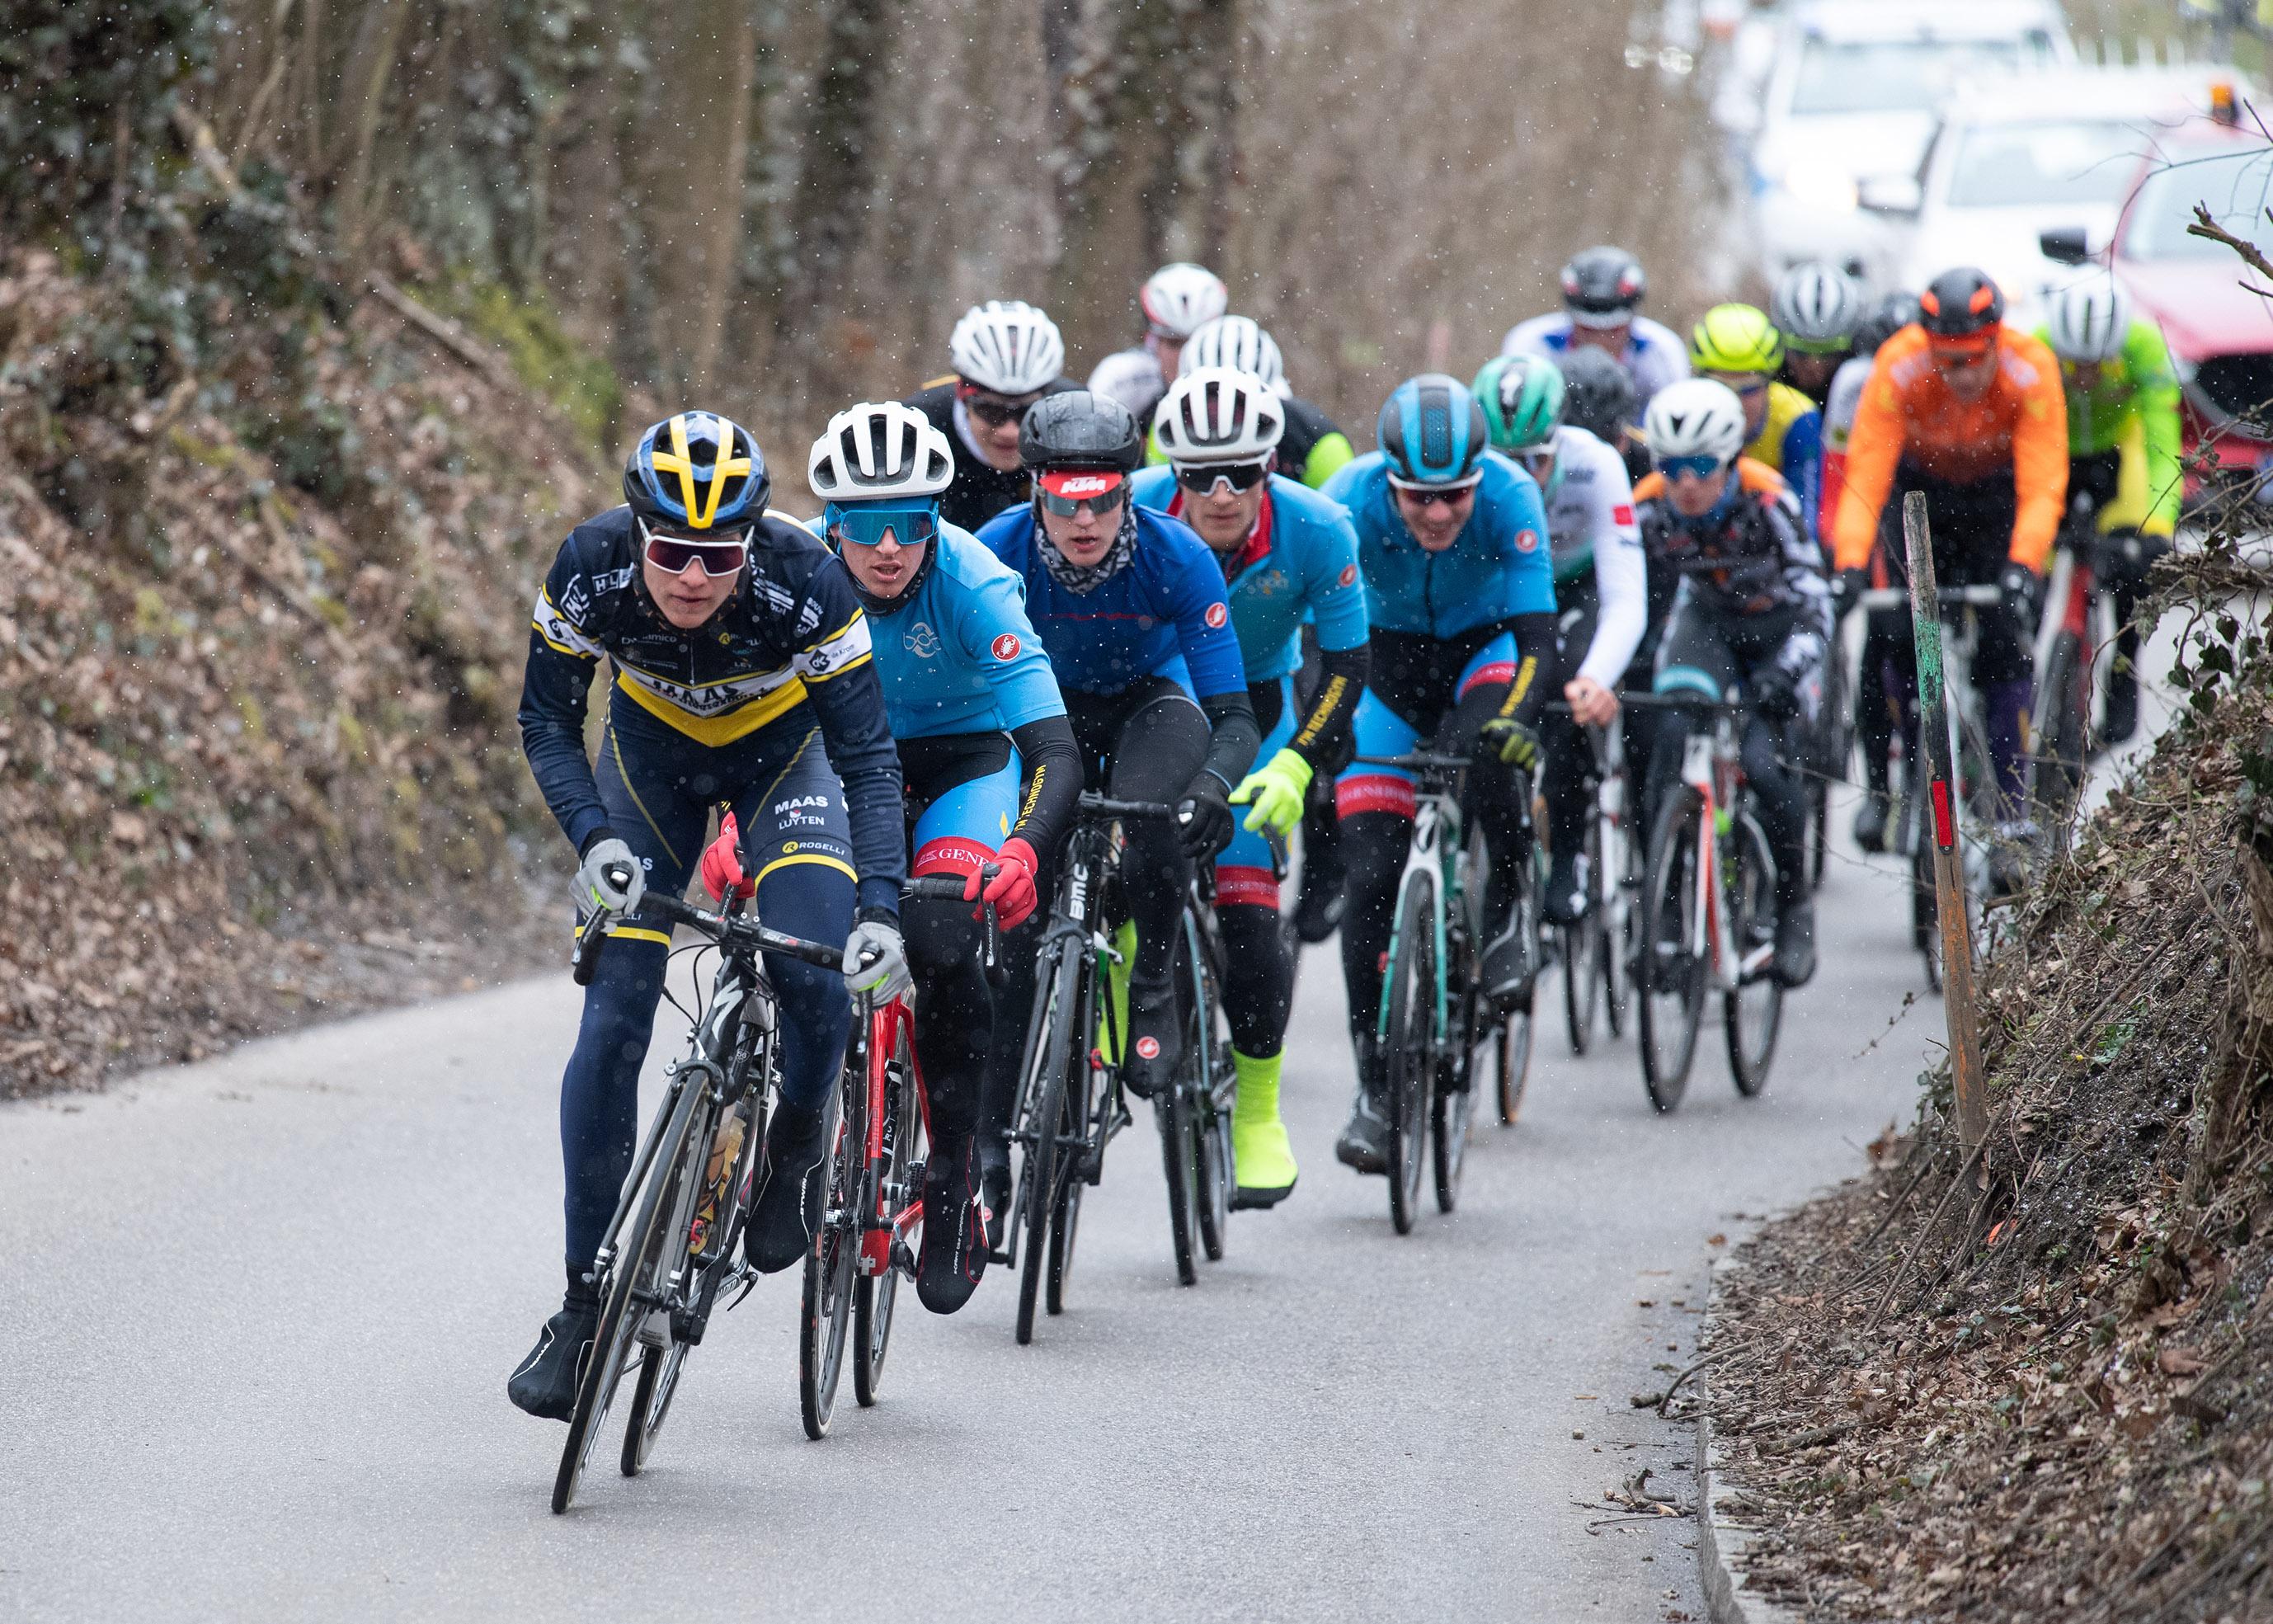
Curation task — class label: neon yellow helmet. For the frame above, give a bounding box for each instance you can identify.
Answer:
[1689,304,1783,377]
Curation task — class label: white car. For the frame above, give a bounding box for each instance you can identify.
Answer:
[1738,0,2072,285]
[1884,67,2257,319]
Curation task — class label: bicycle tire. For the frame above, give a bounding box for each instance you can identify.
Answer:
[620,1090,738,1478]
[2032,628,2088,847]
[1913,815,1944,994]
[799,1073,859,1440]
[1635,790,1705,1113]
[1560,816,1607,1054]
[1604,823,1635,1040]
[1047,1123,1085,1315]
[1723,811,1783,1096]
[1433,984,1478,1212]
[1385,870,1436,1235]
[553,1071,704,1513]
[854,1010,919,1408]
[1016,942,1080,1344]
[1807,773,1831,893]
[1179,909,1231,1263]
[1049,967,1107,1319]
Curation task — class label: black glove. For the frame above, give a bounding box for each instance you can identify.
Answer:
[2101,528,2171,593]
[1177,774,1235,859]
[1750,666,1801,723]
[1479,714,1542,772]
[1832,567,1867,622]
[1999,559,2045,628]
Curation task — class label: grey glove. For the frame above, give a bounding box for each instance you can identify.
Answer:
[576,837,645,915]
[843,917,913,1003]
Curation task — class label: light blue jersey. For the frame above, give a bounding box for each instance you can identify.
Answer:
[1322,450,1556,638]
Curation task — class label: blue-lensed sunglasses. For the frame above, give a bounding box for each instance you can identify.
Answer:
[826,501,940,549]
[1654,454,1725,482]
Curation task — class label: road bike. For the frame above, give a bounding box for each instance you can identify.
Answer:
[1629,694,1783,1111]
[1359,751,1532,1232]
[2031,497,2117,851]
[1002,793,1233,1344]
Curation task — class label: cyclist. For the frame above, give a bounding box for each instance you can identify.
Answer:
[1177,314,1358,490]
[1690,303,1824,538]
[1129,367,1371,1207]
[1502,245,1689,404]
[1323,375,1556,1173]
[1772,261,1862,408]
[1560,344,1651,482]
[976,391,1260,1102]
[1471,354,1647,926]
[906,300,1075,534]
[1635,380,1831,988]
[1085,261,1231,426]
[508,413,909,1419]
[1830,266,2068,889]
[2038,279,2180,746]
[699,402,1084,1314]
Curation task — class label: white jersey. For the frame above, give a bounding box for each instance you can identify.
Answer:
[1823,354,1872,453]
[1087,347,1166,423]
[1501,313,1691,405]
[1538,425,1647,688]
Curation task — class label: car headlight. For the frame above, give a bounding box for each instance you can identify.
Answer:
[1779,158,1859,215]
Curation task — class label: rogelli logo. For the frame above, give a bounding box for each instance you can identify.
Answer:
[991,633,1022,661]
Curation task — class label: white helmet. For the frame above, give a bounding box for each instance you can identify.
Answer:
[1184,315,1286,392]
[1643,379,1749,468]
[948,300,1065,394]
[1154,367,1286,464]
[1140,262,1229,340]
[1771,261,1862,353]
[2043,280,2134,365]
[1086,348,1168,421]
[808,401,954,504]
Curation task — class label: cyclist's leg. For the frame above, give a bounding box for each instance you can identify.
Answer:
[1439,632,1537,1002]
[1099,676,1212,1096]
[1923,468,2033,823]
[1730,623,1819,910]
[1332,680,1422,1171]
[2085,437,2159,743]
[1218,677,1301,1204]
[1291,628,1348,941]
[1540,587,1600,924]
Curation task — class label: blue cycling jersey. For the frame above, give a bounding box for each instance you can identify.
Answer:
[975,502,1248,699]
[803,517,1064,740]
[1321,451,1557,638]
[1128,468,1369,682]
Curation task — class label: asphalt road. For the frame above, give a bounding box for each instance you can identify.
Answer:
[2,643,2180,1624]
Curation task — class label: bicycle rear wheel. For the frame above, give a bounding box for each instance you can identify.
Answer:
[799,1073,859,1440]
[1433,979,1479,1212]
[1384,871,1436,1235]
[1014,942,1080,1346]
[854,1010,920,1408]
[1635,791,1706,1113]
[1723,812,1783,1095]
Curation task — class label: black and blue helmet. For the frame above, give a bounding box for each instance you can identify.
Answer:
[1377,373,1489,487]
[624,412,769,532]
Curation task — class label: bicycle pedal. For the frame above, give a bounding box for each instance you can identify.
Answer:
[636,1311,668,1351]
[890,1237,918,1275]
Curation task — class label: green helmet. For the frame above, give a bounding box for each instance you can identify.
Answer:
[1472,353,1565,452]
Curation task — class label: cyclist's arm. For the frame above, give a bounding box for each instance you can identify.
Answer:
[1005,713,1083,860]
[793,572,909,918]
[1489,472,1560,728]
[1576,451,1646,687]
[1283,509,1370,765]
[2129,322,2184,538]
[1301,431,1357,491]
[1832,353,1904,572]
[2008,353,2071,573]
[1767,501,1834,683]
[520,560,614,854]
[957,565,1083,858]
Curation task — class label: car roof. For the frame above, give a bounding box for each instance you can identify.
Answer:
[1937,66,2255,127]
[1788,0,2068,45]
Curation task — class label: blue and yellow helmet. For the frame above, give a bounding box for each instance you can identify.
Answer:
[623,412,769,532]
[1377,373,1489,487]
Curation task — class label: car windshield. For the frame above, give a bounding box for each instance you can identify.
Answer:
[1944,120,2149,208]
[2123,143,2273,261]
[1790,35,2056,116]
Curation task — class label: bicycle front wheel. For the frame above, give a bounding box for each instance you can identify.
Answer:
[1723,812,1783,1095]
[854,1008,920,1407]
[1177,907,1232,1262]
[1635,791,1706,1113]
[799,1075,859,1439]
[1014,942,1080,1345]
[1560,815,1607,1054]
[1384,870,1437,1235]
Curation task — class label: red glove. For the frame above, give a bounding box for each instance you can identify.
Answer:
[963,837,1039,931]
[699,812,755,901]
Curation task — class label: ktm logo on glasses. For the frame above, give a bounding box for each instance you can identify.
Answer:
[1056,474,1118,497]
[991,633,1022,661]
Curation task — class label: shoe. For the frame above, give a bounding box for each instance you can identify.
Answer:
[1229,1050,1298,1209]
[745,1099,828,1274]
[1121,967,1179,1100]
[978,1144,1011,1258]
[1989,819,2040,897]
[506,1297,598,1422]
[1852,791,1891,854]
[917,1139,988,1315]
[1480,911,1535,1014]
[1772,901,1817,989]
[1334,1039,1391,1176]
[2100,672,2139,747]
[1292,868,1347,944]
[1540,850,1588,927]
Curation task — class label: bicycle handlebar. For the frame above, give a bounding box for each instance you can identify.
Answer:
[1351,751,1473,771]
[1077,793,1181,821]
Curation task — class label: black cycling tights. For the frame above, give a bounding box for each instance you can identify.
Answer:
[1216,901,1293,1057]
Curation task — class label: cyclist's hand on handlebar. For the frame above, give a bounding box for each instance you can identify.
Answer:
[1998,559,2045,625]
[699,812,755,902]
[1832,567,1867,622]
[1176,774,1236,859]
[1230,747,1312,840]
[964,838,1041,931]
[843,915,913,1002]
[577,836,645,914]
[1564,675,1619,728]
[1479,714,1541,771]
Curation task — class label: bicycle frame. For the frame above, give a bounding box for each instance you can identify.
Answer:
[1377,781,1462,1045]
[1669,708,1774,996]
[854,996,928,1280]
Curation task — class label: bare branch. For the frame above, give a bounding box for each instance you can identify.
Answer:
[2186,201,2273,285]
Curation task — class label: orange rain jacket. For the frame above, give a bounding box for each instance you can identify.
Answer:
[1829,323,2069,575]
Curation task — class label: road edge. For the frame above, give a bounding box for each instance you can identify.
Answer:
[1697,1256,1808,1624]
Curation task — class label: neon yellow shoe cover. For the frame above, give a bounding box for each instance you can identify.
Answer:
[1098,920,1136,1066]
[1231,1049,1298,1203]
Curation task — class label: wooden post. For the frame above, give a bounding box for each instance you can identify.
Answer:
[1904,492,1989,1152]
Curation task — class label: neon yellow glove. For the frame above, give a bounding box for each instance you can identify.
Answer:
[1229,747,1313,839]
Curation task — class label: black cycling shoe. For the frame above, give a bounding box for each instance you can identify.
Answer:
[1334,1039,1391,1175]
[1292,867,1347,944]
[1540,850,1588,927]
[1852,791,1891,854]
[1772,901,1817,989]
[917,1138,988,1315]
[1121,968,1180,1099]
[745,1099,828,1275]
[978,1145,1012,1259]
[1480,914,1535,1013]
[506,1297,598,1422]
[2100,672,2139,748]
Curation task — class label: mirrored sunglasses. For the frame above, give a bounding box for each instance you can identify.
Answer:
[1173,459,1272,496]
[1036,478,1129,518]
[1654,453,1725,482]
[638,516,749,577]
[1387,475,1482,510]
[827,504,939,550]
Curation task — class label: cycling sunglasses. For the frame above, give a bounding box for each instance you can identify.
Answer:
[1654,453,1725,482]
[1173,459,1272,496]
[826,501,939,550]
[1928,336,1998,368]
[958,384,1045,428]
[1035,470,1130,518]
[1387,474,1483,509]
[638,515,749,577]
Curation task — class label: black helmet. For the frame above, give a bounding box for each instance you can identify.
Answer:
[1852,292,1921,357]
[1555,346,1640,445]
[1019,390,1144,473]
[1918,268,2003,338]
[1561,246,1647,327]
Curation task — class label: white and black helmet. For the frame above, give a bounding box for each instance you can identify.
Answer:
[2044,280,2134,365]
[1183,314,1286,392]
[1643,379,1749,468]
[1154,367,1286,465]
[1771,261,1863,354]
[1140,262,1230,340]
[808,401,954,503]
[948,300,1066,394]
